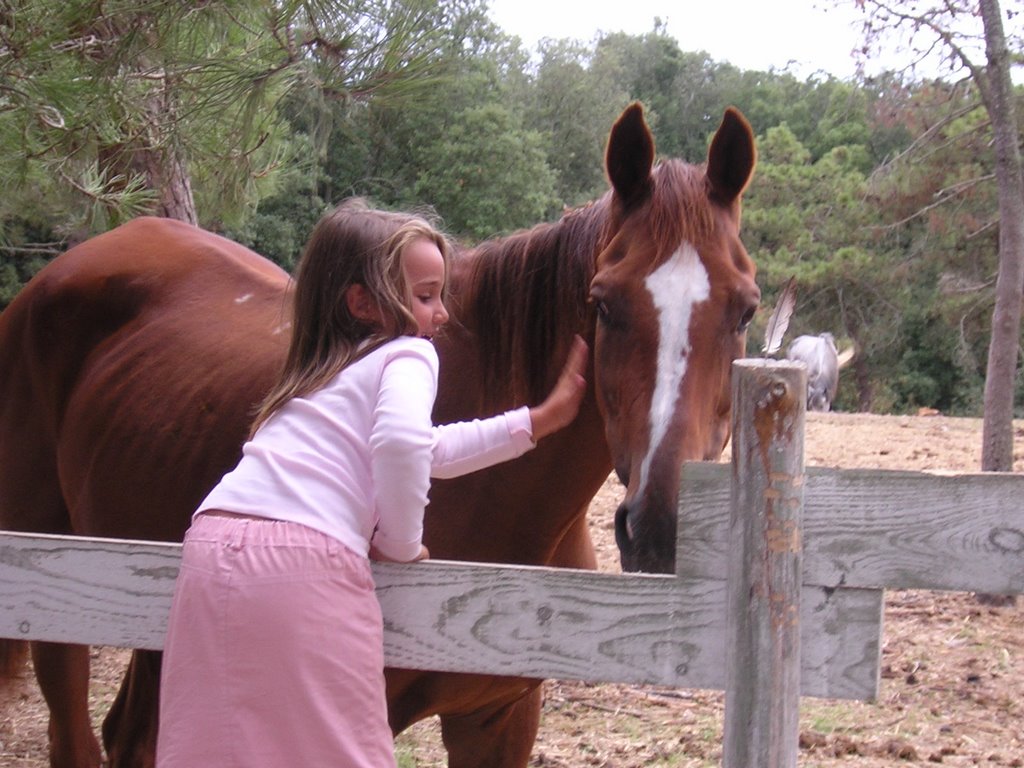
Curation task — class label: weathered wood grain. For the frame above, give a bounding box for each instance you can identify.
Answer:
[0,530,881,699]
[678,463,1024,594]
[0,533,177,650]
[376,562,693,685]
[723,359,805,768]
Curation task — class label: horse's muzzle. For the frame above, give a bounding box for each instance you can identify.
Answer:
[614,500,676,574]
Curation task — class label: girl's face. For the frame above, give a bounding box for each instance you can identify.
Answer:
[403,238,449,339]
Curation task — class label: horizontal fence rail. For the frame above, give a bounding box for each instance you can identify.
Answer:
[2,466,1020,701]
[678,464,1024,594]
[0,530,881,698]
[1,360,1021,766]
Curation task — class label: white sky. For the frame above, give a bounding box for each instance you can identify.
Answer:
[487,0,894,80]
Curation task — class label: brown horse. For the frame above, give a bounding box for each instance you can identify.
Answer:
[0,102,758,767]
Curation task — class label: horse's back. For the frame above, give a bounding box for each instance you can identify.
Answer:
[0,217,291,539]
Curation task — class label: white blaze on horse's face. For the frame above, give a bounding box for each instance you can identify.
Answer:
[635,242,710,509]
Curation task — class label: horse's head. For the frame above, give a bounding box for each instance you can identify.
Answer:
[591,103,759,573]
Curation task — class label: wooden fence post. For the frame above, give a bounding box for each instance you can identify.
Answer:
[723,359,807,767]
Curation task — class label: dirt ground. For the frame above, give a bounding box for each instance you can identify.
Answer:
[1,411,1022,767]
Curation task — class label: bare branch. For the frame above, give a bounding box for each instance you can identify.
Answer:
[937,173,996,199]
[856,0,989,88]
[869,99,982,176]
[870,172,995,230]
[965,217,999,240]
[0,243,66,256]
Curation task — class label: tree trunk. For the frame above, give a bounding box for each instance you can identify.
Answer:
[978,0,1024,471]
[137,142,197,225]
[93,65,198,225]
[136,77,197,225]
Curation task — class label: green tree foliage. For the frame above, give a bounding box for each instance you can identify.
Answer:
[412,102,558,239]
[523,39,629,207]
[0,0,452,233]
[591,25,689,157]
[864,82,1007,413]
[1,4,1019,424]
[744,123,895,410]
[592,25,727,161]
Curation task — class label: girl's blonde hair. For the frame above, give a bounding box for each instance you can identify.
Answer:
[250,198,451,435]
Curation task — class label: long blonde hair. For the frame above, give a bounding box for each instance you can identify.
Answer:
[250,198,451,435]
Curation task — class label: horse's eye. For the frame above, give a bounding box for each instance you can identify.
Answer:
[737,305,756,333]
[590,286,624,330]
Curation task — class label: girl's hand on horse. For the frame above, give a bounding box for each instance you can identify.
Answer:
[529,335,588,442]
[369,543,430,563]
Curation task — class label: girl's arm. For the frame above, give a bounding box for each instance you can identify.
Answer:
[368,344,438,562]
[430,336,588,479]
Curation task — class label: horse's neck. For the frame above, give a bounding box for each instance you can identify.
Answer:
[432,208,614,569]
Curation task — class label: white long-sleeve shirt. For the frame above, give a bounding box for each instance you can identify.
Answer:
[197,336,534,561]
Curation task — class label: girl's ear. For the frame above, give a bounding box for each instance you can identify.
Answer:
[345,284,382,325]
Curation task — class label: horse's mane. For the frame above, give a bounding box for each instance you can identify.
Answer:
[449,159,713,408]
[451,199,609,408]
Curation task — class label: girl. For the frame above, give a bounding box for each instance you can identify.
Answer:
[155,199,587,767]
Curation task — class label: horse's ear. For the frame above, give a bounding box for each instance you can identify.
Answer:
[606,102,655,206]
[706,107,757,205]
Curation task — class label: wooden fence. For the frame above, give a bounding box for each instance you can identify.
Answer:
[1,360,1021,766]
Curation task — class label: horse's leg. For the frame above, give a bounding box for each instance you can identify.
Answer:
[439,684,542,768]
[0,427,98,767]
[30,641,103,768]
[101,649,161,768]
[549,507,598,570]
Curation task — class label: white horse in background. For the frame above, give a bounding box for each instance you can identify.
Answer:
[786,333,844,411]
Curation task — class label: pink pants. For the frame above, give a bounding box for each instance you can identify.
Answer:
[156,513,396,767]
